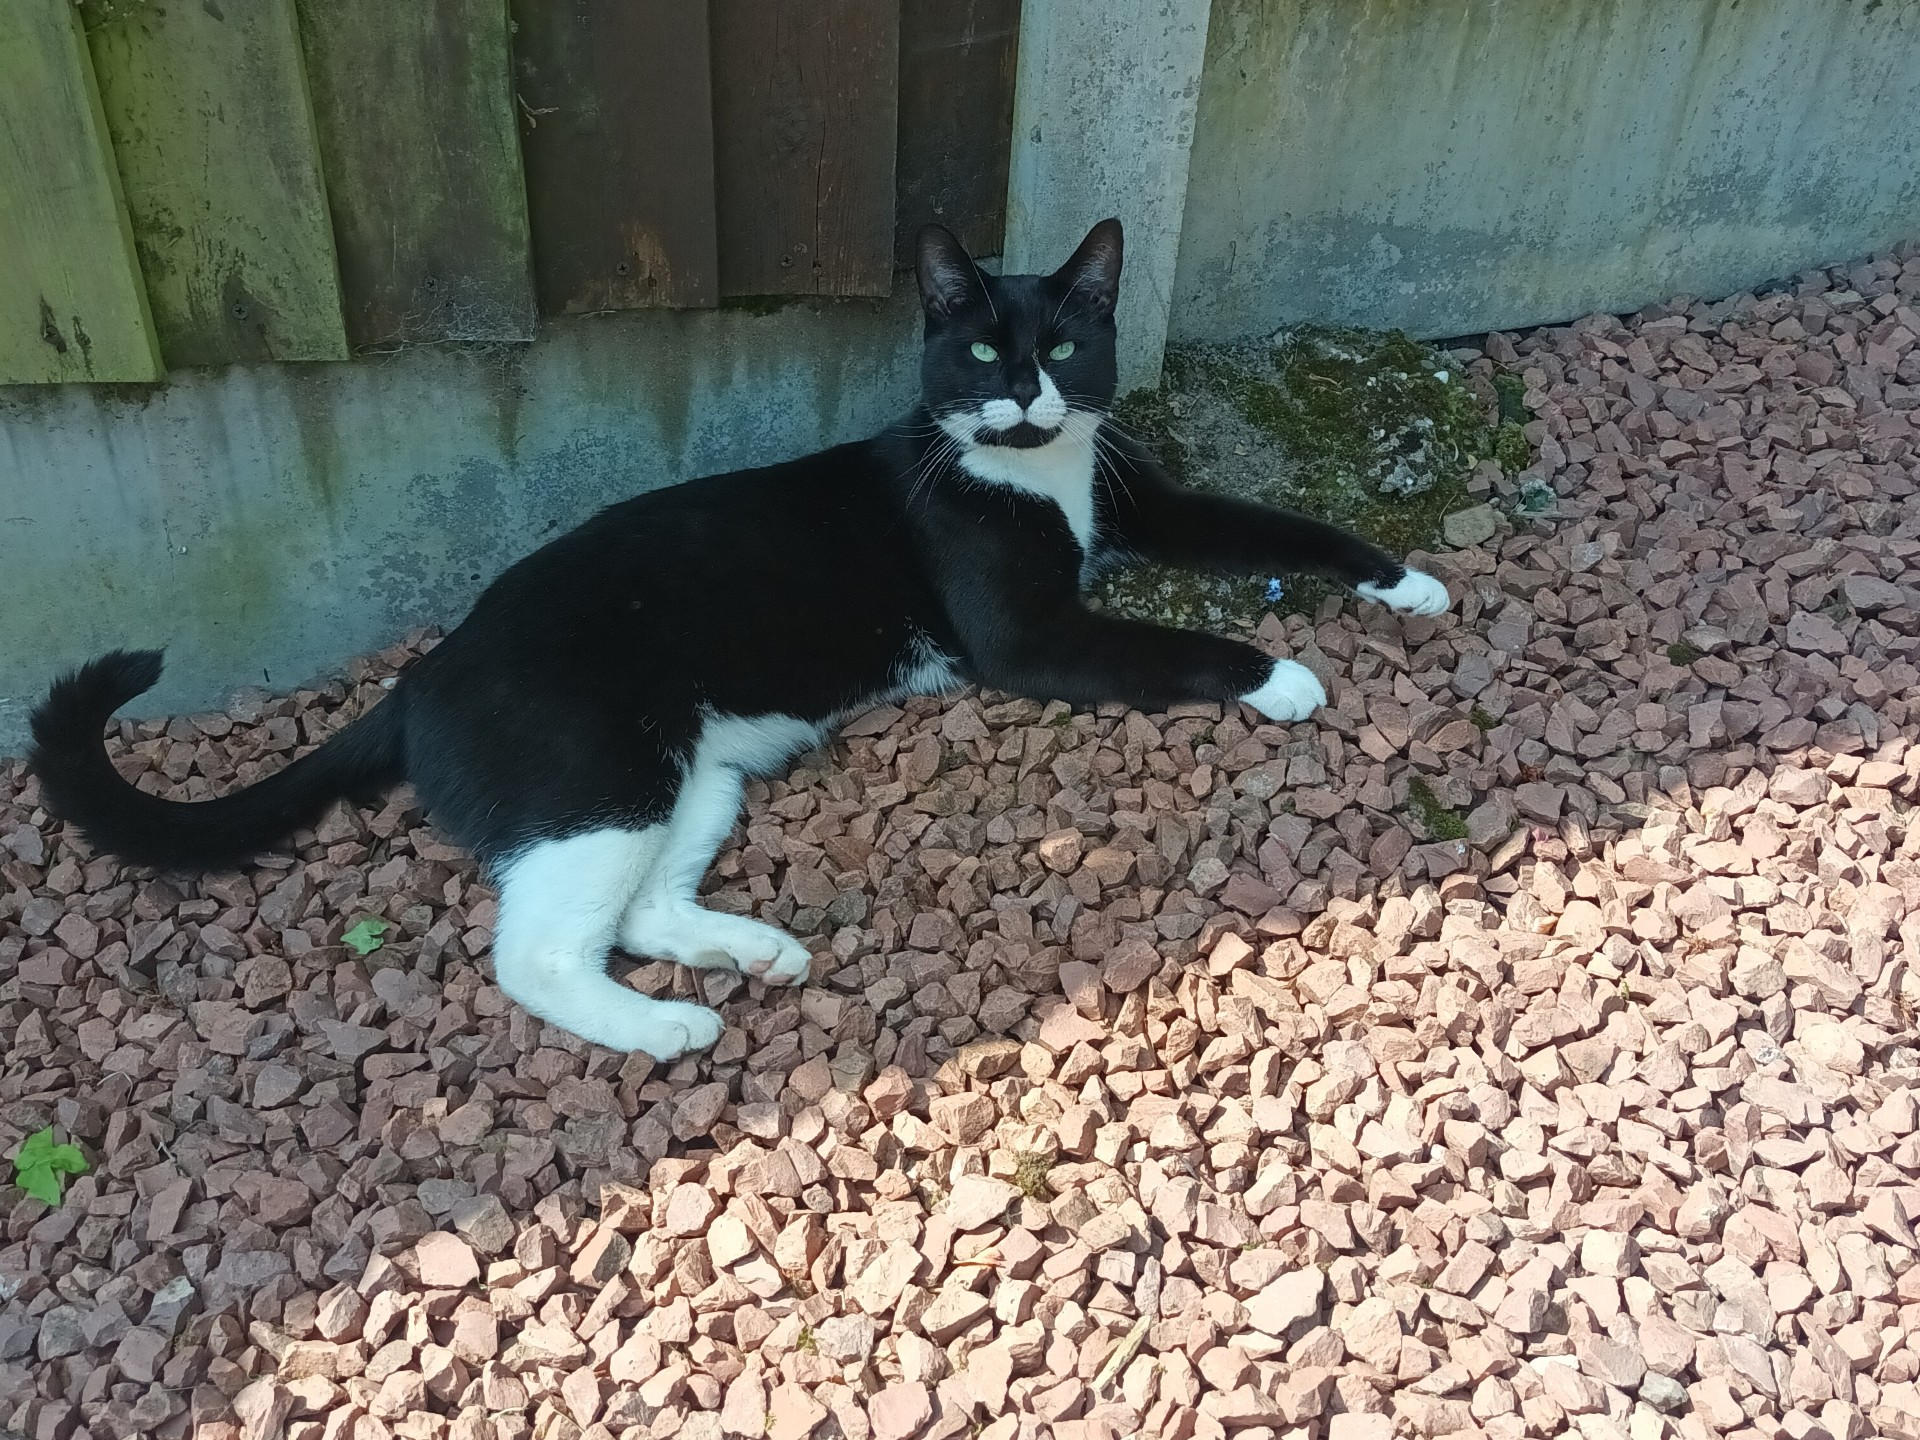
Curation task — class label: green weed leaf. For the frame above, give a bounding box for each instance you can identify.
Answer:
[12,1126,88,1207]
[341,917,391,956]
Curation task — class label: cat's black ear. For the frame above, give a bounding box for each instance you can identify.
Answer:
[917,224,980,318]
[1054,218,1124,318]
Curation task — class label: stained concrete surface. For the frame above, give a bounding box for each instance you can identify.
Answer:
[1172,0,1920,340]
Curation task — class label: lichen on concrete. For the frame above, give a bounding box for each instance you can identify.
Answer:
[1090,325,1519,629]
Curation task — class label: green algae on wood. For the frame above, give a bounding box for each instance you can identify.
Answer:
[0,0,162,384]
[82,0,349,366]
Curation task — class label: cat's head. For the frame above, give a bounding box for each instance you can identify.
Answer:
[915,219,1122,451]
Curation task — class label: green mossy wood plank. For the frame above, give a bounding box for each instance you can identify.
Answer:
[512,0,720,313]
[297,0,536,348]
[0,0,162,384]
[712,0,899,297]
[82,0,348,366]
[895,0,1020,266]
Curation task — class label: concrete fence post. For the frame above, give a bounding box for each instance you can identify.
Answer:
[1001,0,1214,394]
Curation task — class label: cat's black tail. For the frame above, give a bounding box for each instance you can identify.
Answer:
[27,649,406,871]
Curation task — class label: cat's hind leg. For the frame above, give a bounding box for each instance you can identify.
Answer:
[618,720,812,985]
[491,829,725,1057]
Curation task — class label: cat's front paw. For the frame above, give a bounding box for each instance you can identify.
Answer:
[1356,568,1450,616]
[1240,659,1327,723]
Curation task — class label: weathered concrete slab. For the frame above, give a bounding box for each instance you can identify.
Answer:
[1171,0,1920,341]
[1003,0,1214,392]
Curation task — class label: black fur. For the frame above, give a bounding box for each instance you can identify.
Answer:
[29,220,1412,873]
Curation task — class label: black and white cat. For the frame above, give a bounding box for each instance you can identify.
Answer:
[29,219,1449,1059]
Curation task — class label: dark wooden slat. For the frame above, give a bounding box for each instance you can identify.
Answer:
[712,0,899,297]
[296,0,537,347]
[895,0,1020,265]
[512,0,720,313]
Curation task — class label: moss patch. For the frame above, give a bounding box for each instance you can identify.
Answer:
[1492,371,1530,425]
[1013,1151,1055,1201]
[1406,776,1468,841]
[1092,327,1514,630]
[1493,421,1532,475]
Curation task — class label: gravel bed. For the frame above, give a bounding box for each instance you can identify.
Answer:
[5,245,1920,1440]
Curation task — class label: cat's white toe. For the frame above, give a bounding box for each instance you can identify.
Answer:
[1240,659,1327,723]
[1356,569,1450,616]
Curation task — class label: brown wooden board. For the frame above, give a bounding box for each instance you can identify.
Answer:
[711,0,899,298]
[81,0,348,366]
[296,0,537,347]
[511,0,720,313]
[0,0,162,384]
[895,0,1020,266]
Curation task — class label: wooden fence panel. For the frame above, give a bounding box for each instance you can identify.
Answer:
[895,0,1020,266]
[81,0,348,366]
[0,0,162,385]
[296,0,537,348]
[711,0,899,297]
[512,0,720,313]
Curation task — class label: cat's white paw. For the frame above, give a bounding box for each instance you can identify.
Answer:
[1240,659,1327,723]
[695,914,810,985]
[1356,569,1450,616]
[610,998,726,1060]
[623,904,811,985]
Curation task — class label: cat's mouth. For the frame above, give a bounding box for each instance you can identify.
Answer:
[972,420,1061,449]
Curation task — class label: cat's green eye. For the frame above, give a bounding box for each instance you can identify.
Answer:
[970,341,998,362]
[1048,340,1076,361]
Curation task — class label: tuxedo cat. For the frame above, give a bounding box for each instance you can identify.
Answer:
[30,219,1448,1059]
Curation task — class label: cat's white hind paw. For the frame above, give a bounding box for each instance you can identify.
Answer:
[1356,569,1450,616]
[608,998,725,1059]
[621,904,811,985]
[699,914,810,985]
[1240,659,1327,723]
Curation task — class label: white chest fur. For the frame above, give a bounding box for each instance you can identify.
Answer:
[955,413,1101,554]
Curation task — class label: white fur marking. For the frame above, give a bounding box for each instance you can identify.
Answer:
[1239,658,1327,723]
[617,710,817,986]
[693,710,828,778]
[1028,367,1069,430]
[492,828,726,1056]
[1355,569,1451,616]
[886,629,964,700]
[943,409,1102,554]
[980,397,1024,430]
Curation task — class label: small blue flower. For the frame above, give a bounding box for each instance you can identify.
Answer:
[1264,578,1285,603]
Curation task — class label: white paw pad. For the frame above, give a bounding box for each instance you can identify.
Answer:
[1356,569,1450,616]
[1240,659,1327,723]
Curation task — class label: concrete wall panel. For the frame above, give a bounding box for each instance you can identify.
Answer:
[1172,0,1920,341]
